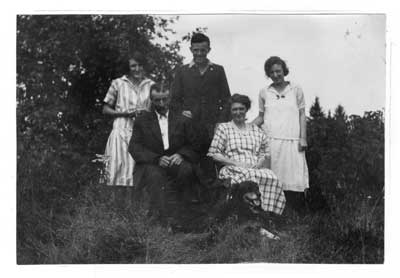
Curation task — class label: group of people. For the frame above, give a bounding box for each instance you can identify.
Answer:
[102,32,309,228]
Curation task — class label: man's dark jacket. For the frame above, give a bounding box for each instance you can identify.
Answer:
[128,110,200,186]
[170,63,231,139]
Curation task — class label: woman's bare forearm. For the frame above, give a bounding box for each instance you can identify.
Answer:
[299,108,307,141]
[251,112,264,127]
[209,154,245,167]
[103,104,128,118]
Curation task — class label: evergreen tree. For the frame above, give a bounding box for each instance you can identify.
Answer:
[306,97,328,187]
[309,97,325,120]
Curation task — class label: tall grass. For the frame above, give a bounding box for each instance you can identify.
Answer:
[17,179,384,264]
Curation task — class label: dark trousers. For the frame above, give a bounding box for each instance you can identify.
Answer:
[195,122,217,180]
[284,190,306,214]
[141,161,196,225]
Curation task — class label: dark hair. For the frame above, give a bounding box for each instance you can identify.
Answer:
[128,51,146,65]
[149,82,170,98]
[264,56,289,77]
[191,32,210,46]
[124,51,147,74]
[229,94,251,110]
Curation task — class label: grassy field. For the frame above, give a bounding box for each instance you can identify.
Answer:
[17,180,384,264]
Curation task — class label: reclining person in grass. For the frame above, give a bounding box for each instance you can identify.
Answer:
[128,83,201,230]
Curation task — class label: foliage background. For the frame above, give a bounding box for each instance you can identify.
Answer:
[17,15,384,264]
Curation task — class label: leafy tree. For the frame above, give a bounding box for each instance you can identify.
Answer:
[17,14,184,229]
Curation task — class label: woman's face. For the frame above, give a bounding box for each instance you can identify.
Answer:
[269,63,285,84]
[231,102,247,123]
[128,58,144,79]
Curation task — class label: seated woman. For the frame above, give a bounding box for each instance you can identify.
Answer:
[207,94,286,216]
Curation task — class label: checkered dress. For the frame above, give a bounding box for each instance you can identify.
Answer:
[208,122,286,215]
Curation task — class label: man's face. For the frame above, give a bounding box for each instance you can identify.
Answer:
[190,42,210,65]
[151,90,170,114]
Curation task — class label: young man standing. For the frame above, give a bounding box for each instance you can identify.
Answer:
[170,33,231,178]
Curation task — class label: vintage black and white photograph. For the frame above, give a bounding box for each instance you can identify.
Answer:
[16,13,385,264]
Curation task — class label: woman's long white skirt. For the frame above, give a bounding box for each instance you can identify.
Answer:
[269,138,309,192]
[104,128,135,186]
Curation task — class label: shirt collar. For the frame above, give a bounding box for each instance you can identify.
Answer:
[155,110,169,119]
[121,75,151,87]
[188,59,213,68]
[268,81,292,93]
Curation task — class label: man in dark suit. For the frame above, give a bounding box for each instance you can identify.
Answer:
[170,33,231,178]
[129,83,200,227]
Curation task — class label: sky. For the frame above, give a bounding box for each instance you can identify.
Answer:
[163,14,386,120]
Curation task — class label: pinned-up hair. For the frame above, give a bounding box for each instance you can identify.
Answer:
[229,94,251,110]
[124,51,148,74]
[264,56,289,77]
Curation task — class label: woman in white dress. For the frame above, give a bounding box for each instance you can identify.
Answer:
[252,56,309,213]
[103,51,154,189]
